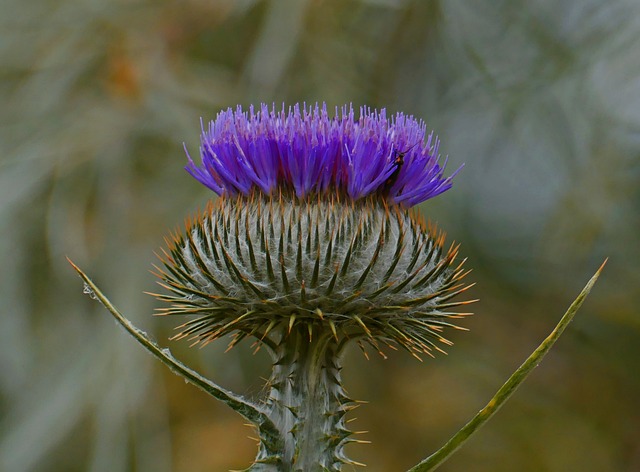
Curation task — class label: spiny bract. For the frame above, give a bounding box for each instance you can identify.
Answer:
[153,190,473,359]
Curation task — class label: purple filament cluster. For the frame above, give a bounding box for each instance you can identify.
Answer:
[186,103,460,207]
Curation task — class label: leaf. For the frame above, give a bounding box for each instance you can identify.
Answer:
[67,257,283,451]
[407,259,607,472]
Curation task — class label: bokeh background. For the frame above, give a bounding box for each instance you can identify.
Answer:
[1,0,639,471]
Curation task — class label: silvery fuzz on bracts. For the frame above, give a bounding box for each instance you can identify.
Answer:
[151,103,474,470]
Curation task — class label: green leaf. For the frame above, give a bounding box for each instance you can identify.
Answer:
[407,259,607,472]
[67,257,282,448]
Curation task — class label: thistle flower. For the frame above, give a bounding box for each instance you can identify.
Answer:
[153,103,473,470]
[185,103,459,206]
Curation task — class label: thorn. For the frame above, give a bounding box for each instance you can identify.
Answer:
[598,257,609,273]
[328,320,338,341]
[353,315,372,338]
[357,341,370,360]
[300,279,307,304]
[348,439,372,445]
[261,320,276,341]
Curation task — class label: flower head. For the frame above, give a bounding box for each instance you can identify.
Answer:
[155,103,473,360]
[154,193,473,358]
[185,103,460,207]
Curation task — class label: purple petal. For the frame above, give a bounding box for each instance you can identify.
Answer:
[184,103,461,207]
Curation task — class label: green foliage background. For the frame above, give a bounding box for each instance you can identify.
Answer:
[1,1,638,471]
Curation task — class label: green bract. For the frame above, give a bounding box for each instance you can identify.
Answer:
[154,190,473,359]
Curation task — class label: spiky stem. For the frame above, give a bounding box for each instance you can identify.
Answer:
[254,327,354,472]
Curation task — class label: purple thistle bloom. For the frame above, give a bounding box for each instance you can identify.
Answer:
[154,102,473,470]
[185,103,460,207]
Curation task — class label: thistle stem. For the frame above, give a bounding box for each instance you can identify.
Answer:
[260,327,353,472]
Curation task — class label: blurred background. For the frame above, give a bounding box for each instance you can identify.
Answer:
[1,0,639,471]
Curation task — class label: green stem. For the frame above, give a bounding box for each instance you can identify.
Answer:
[407,259,607,472]
[68,258,284,462]
[260,327,354,472]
